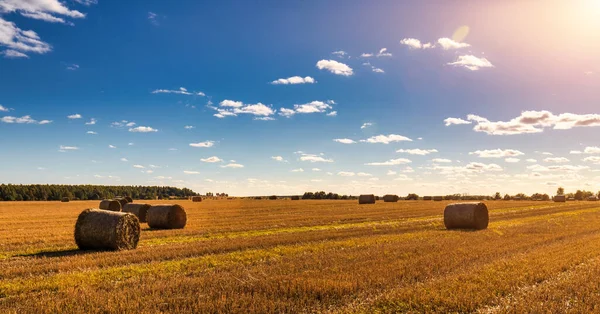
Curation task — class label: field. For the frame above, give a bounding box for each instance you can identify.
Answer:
[2,199,600,313]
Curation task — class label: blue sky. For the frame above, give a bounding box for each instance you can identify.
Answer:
[1,0,600,196]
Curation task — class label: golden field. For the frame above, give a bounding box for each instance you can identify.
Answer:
[2,199,600,313]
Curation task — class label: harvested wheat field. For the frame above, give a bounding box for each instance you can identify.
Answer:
[2,199,600,313]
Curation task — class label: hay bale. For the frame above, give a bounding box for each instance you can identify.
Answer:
[99,199,121,212]
[74,209,140,250]
[191,196,202,202]
[254,197,262,200]
[122,203,151,223]
[291,196,300,200]
[589,196,598,201]
[554,195,566,202]
[124,196,133,203]
[147,204,187,229]
[423,196,433,201]
[358,194,376,204]
[61,197,70,202]
[269,195,277,200]
[114,198,129,208]
[444,202,489,230]
[433,196,443,201]
[383,194,399,202]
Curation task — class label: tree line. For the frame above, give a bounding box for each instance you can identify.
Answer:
[0,184,199,201]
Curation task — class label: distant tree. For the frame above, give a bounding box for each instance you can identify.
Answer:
[405,193,419,200]
[574,190,584,201]
[503,194,511,201]
[557,187,565,195]
[494,192,501,200]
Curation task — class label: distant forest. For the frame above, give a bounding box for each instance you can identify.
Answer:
[0,184,199,201]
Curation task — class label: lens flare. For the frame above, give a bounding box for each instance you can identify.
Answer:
[452,25,470,42]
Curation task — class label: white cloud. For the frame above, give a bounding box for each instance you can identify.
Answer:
[183,170,200,174]
[1,115,51,124]
[361,134,413,144]
[584,147,600,154]
[387,170,397,176]
[111,120,135,128]
[129,143,134,146]
[332,50,347,57]
[444,117,472,126]
[527,164,589,172]
[448,55,494,71]
[108,145,116,149]
[399,38,433,49]
[505,158,520,163]
[59,145,78,151]
[312,168,321,172]
[85,118,96,125]
[0,105,9,112]
[544,157,570,163]
[271,156,288,162]
[201,156,222,163]
[333,138,356,144]
[271,76,315,85]
[371,67,384,73]
[377,48,392,57]
[316,59,353,76]
[583,156,600,164]
[147,11,159,26]
[129,126,158,133]
[526,159,538,163]
[279,100,334,117]
[291,168,304,172]
[469,149,525,158]
[120,158,128,162]
[0,19,51,56]
[133,165,145,169]
[436,38,470,50]
[431,158,452,163]
[326,111,337,117]
[189,141,215,148]
[221,163,244,168]
[432,162,503,174]
[213,100,275,118]
[365,158,412,166]
[2,49,28,58]
[361,122,373,129]
[570,150,583,154]
[361,53,373,58]
[396,148,438,155]
[220,100,243,108]
[299,153,333,163]
[86,131,97,135]
[152,87,204,96]
[402,166,415,173]
[67,114,82,119]
[66,63,79,70]
[184,125,194,129]
[338,171,355,177]
[357,172,372,177]
[394,175,413,181]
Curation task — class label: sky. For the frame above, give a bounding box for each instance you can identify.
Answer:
[1,0,600,196]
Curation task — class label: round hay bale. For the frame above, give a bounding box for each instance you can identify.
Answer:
[433,196,443,201]
[554,195,566,202]
[291,196,300,200]
[358,194,376,204]
[61,197,70,202]
[99,199,121,212]
[114,198,129,208]
[191,196,202,202]
[147,204,187,229]
[444,202,489,230]
[423,196,433,201]
[74,209,140,250]
[122,203,151,223]
[383,194,399,202]
[269,195,277,200]
[254,197,262,200]
[124,196,133,203]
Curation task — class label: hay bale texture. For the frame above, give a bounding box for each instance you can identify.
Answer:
[74,209,140,250]
[115,197,129,208]
[359,194,376,204]
[554,195,566,202]
[61,197,70,202]
[423,196,433,201]
[383,194,399,202]
[122,203,151,223]
[147,204,187,229]
[124,196,133,203]
[291,196,300,200]
[433,196,443,201]
[444,202,489,230]
[192,196,202,202]
[99,200,121,212]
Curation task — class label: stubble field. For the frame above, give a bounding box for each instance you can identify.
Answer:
[2,199,600,313]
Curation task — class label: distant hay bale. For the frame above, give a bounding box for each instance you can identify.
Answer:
[423,196,433,201]
[291,196,300,200]
[589,196,598,201]
[124,196,133,203]
[114,198,129,208]
[254,197,262,200]
[383,194,399,202]
[269,195,277,200]
[147,204,187,229]
[74,209,140,250]
[61,197,70,202]
[99,199,122,212]
[444,202,489,230]
[554,195,566,202]
[122,203,151,223]
[433,196,443,201]
[358,194,376,204]
[192,196,202,202]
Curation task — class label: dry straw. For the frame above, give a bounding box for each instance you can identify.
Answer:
[147,204,187,229]
[383,194,399,202]
[444,202,489,230]
[122,203,151,223]
[99,200,122,212]
[74,209,140,250]
[359,194,376,204]
[554,195,566,202]
[191,196,202,202]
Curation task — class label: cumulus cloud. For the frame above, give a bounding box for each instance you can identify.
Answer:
[444,117,472,126]
[583,147,600,154]
[271,156,285,162]
[111,120,136,128]
[67,114,82,119]
[544,157,570,163]
[505,158,520,163]
[129,126,158,133]
[291,168,304,172]
[85,118,96,125]
[357,172,372,177]
[377,48,392,57]
[1,115,51,124]
[338,171,355,176]
[469,149,525,158]
[201,156,222,163]
[431,162,503,174]
[527,164,589,172]
[271,76,315,85]
[316,59,353,76]
[394,175,413,181]
[332,50,347,58]
[399,38,433,49]
[360,134,412,144]
[108,145,116,149]
[152,87,205,96]
[333,138,356,144]
[2,49,28,58]
[526,159,538,163]
[221,163,244,168]
[213,99,275,119]
[0,105,9,112]
[431,158,452,163]
[184,125,194,129]
[120,158,128,162]
[299,153,333,163]
[361,122,373,129]
[279,100,335,117]
[437,38,470,50]
[448,55,494,71]
[133,165,145,169]
[396,148,438,155]
[365,158,412,166]
[583,156,600,164]
[326,111,337,117]
[189,141,214,148]
[183,170,200,174]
